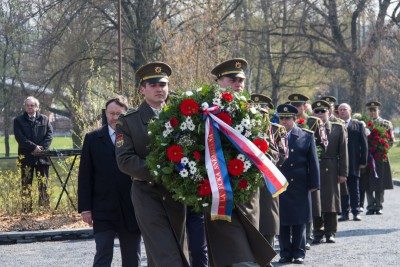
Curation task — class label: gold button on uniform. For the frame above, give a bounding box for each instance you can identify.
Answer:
[163,196,166,201]
[326,168,329,171]
[290,163,293,167]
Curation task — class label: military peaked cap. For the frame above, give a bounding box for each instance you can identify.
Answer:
[135,62,172,83]
[312,100,330,111]
[366,101,381,108]
[277,104,298,117]
[288,93,309,104]
[211,58,247,79]
[251,94,274,110]
[321,96,337,105]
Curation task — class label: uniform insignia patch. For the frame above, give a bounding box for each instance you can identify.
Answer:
[235,62,241,68]
[116,134,124,147]
[284,107,288,111]
[294,96,298,100]
[155,66,162,73]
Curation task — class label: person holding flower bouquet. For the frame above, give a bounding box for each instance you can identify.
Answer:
[363,101,394,215]
[115,62,189,267]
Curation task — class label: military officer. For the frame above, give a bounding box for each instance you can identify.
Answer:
[251,93,287,267]
[203,60,276,267]
[363,101,394,215]
[320,96,345,125]
[311,100,348,244]
[115,62,189,267]
[276,104,320,264]
[288,93,323,250]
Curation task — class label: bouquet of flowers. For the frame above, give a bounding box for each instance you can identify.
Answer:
[365,121,390,162]
[146,84,287,217]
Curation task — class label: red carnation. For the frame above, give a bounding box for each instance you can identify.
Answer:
[383,155,388,160]
[228,159,245,176]
[385,143,389,148]
[193,151,201,161]
[367,135,372,139]
[170,117,179,127]
[216,112,232,126]
[372,128,379,136]
[371,140,378,146]
[297,118,305,125]
[380,138,386,144]
[386,132,391,139]
[166,145,184,163]
[253,138,269,153]
[199,180,212,196]
[238,179,248,189]
[374,153,380,160]
[221,92,234,102]
[383,149,387,154]
[180,99,199,116]
[366,121,373,127]
[370,147,376,152]
[374,135,380,141]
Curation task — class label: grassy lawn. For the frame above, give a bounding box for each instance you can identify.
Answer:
[389,143,400,180]
[0,135,74,158]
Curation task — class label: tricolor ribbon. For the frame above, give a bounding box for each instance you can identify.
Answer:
[319,124,329,150]
[202,103,288,221]
[368,153,379,178]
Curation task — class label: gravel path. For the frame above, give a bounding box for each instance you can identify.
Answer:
[1,185,399,266]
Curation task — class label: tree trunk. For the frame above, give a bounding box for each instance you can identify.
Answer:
[347,57,368,112]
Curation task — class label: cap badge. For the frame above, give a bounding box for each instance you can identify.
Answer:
[235,62,241,68]
[317,103,321,106]
[294,96,298,100]
[284,107,288,111]
[255,97,259,101]
[371,103,375,106]
[155,66,162,73]
[325,98,329,101]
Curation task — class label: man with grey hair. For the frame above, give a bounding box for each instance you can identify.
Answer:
[338,103,368,222]
[14,96,53,212]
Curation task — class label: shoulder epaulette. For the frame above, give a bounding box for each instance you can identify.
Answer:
[302,128,314,134]
[123,108,138,117]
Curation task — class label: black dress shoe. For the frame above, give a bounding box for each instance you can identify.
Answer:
[278,257,292,263]
[366,210,375,215]
[376,209,383,215]
[353,214,362,221]
[338,215,349,222]
[293,258,304,264]
[312,236,323,244]
[326,236,336,243]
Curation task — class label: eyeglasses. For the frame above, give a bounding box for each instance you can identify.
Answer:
[314,110,327,114]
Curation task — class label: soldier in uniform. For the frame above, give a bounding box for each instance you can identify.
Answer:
[203,59,276,267]
[276,104,320,264]
[115,62,189,267]
[334,105,340,118]
[311,100,348,244]
[288,93,323,250]
[363,101,394,215]
[320,96,345,125]
[251,93,288,267]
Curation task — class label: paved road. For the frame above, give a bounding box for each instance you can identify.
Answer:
[1,185,399,266]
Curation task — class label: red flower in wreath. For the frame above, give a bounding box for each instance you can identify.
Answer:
[227,159,245,176]
[199,179,212,196]
[380,138,386,144]
[253,138,269,153]
[385,143,389,148]
[193,151,201,161]
[216,112,232,126]
[374,153,380,160]
[238,179,248,189]
[221,92,234,102]
[386,131,391,139]
[368,135,372,139]
[366,121,373,127]
[297,118,305,125]
[166,145,184,163]
[374,135,380,141]
[383,154,388,160]
[170,117,179,127]
[180,99,199,116]
[372,128,379,136]
[371,140,378,146]
[370,147,376,152]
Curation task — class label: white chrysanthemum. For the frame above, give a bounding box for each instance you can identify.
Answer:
[249,107,257,114]
[201,102,209,110]
[157,165,161,169]
[202,203,209,207]
[235,124,244,132]
[242,118,251,129]
[226,106,233,113]
[196,87,203,92]
[185,91,193,96]
[180,169,189,178]
[181,157,189,164]
[185,116,193,123]
[187,123,195,131]
[180,122,187,130]
[244,130,252,138]
[244,160,252,171]
[164,122,172,129]
[237,154,246,161]
[240,96,247,102]
[258,132,268,139]
[213,98,221,106]
[188,161,196,168]
[148,131,152,135]
[163,130,170,138]
[189,167,197,174]
[153,171,158,176]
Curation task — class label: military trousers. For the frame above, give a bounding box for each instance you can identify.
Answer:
[313,212,337,238]
[366,190,384,211]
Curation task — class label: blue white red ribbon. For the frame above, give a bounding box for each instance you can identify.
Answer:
[368,153,379,178]
[202,103,288,221]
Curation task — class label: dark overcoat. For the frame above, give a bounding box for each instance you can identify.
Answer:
[278,126,320,225]
[13,112,53,166]
[346,119,368,177]
[360,117,393,191]
[77,125,139,232]
[115,101,189,267]
[319,122,348,213]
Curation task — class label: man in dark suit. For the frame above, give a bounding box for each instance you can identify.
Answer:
[338,103,368,222]
[14,96,53,212]
[78,96,141,267]
[116,62,189,267]
[277,104,320,264]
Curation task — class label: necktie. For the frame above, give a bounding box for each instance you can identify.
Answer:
[111,132,116,145]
